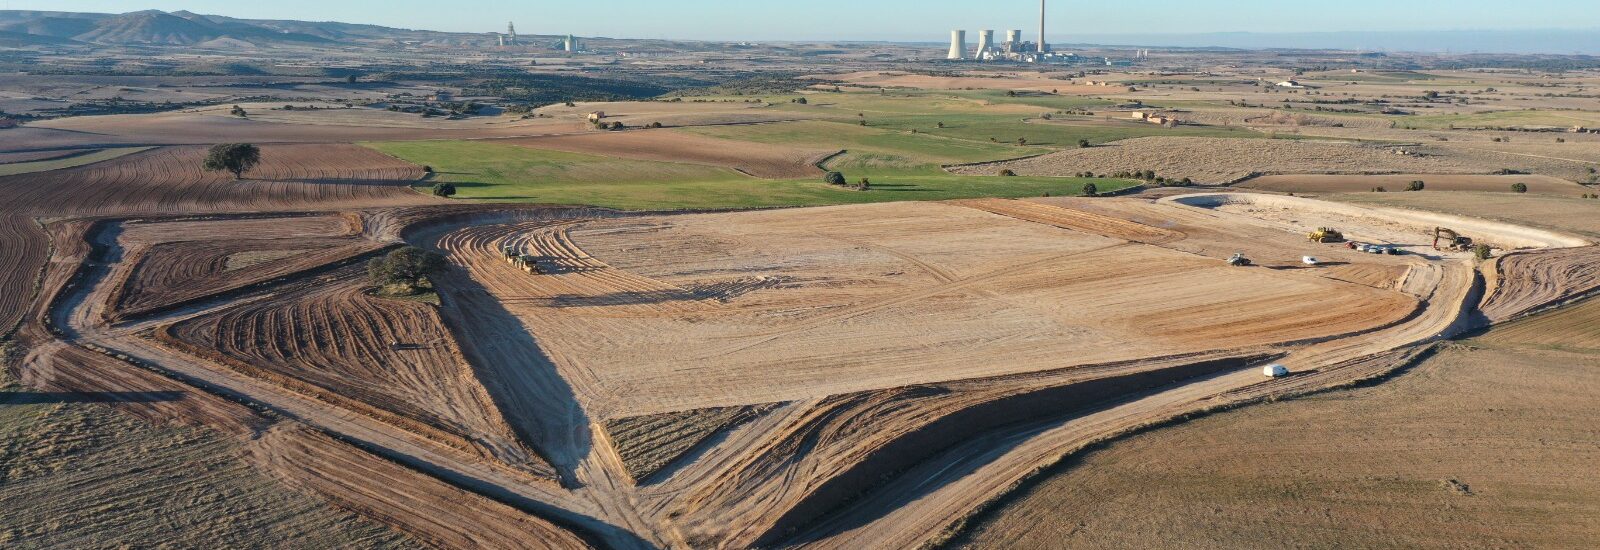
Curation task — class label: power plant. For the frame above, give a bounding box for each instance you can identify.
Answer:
[943,0,1072,63]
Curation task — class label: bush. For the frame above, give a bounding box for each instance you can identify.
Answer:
[431,182,457,197]
[1372,186,1387,192]
[998,169,1017,177]
[1081,182,1098,196]
[823,171,846,186]
[1078,139,1092,148]
[422,165,434,173]
[1511,182,1528,193]
[646,122,664,128]
[1406,180,1425,191]
[855,178,871,191]
[1473,244,1493,260]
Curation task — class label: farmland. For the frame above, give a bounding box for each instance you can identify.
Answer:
[1,38,1598,550]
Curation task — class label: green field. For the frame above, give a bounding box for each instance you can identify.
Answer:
[1398,109,1600,130]
[0,147,153,177]
[364,140,1133,211]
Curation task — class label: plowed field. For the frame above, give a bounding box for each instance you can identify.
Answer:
[0,144,433,217]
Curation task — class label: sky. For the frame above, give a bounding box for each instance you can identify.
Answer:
[4,0,1598,43]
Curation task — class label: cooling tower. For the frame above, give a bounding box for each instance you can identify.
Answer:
[948,30,966,60]
[1006,29,1023,45]
[976,30,995,59]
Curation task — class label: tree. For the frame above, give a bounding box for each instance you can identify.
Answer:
[936,122,945,129]
[1473,244,1493,260]
[792,97,808,105]
[824,171,846,186]
[368,246,446,291]
[431,182,457,197]
[1078,139,1092,148]
[1017,137,1028,146]
[202,143,261,180]
[1406,180,1426,192]
[230,105,248,118]
[1512,182,1529,193]
[346,74,359,84]
[1081,182,1098,196]
[999,169,1017,177]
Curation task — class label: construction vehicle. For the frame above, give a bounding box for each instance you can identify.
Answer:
[1227,253,1253,267]
[1433,227,1474,252]
[1307,227,1345,243]
[512,254,543,274]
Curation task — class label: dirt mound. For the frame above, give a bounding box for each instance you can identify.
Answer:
[501,131,834,179]
[1480,246,1600,322]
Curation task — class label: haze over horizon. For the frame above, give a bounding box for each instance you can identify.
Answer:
[3,1,1596,45]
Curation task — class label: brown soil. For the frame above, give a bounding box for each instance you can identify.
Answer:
[159,267,544,473]
[0,144,434,217]
[500,130,835,179]
[1480,246,1600,322]
[109,236,381,322]
[0,149,87,164]
[603,404,779,483]
[0,216,46,336]
[249,426,593,550]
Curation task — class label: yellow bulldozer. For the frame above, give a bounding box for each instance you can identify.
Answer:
[1308,227,1345,243]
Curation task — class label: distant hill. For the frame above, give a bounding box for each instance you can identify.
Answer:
[0,9,338,46]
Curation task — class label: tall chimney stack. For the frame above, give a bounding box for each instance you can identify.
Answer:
[1039,0,1048,54]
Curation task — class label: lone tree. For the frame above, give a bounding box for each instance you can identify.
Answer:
[1407,180,1426,192]
[1078,139,1092,148]
[1081,182,1099,196]
[202,143,261,180]
[369,246,446,295]
[1512,182,1529,193]
[230,105,248,118]
[823,171,847,186]
[431,182,457,197]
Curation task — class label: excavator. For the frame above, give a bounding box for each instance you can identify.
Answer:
[1308,227,1345,243]
[1433,227,1474,252]
[1227,253,1253,267]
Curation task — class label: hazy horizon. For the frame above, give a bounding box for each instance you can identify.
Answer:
[3,1,1598,54]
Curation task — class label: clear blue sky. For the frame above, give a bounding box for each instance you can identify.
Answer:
[5,1,1597,41]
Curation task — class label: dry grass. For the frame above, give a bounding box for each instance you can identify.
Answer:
[956,326,1600,549]
[0,391,413,548]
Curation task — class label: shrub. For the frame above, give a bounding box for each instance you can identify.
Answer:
[431,182,457,197]
[646,122,663,129]
[1512,182,1528,193]
[823,171,846,186]
[1473,244,1493,260]
[1078,139,1091,148]
[1406,180,1425,191]
[792,97,808,105]
[1081,182,1098,196]
[1372,186,1387,192]
[855,178,871,191]
[230,105,248,118]
[999,169,1016,177]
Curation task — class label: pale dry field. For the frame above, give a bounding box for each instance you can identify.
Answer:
[819,70,1099,93]
[436,201,1416,420]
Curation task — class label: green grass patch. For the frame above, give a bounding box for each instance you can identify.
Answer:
[1397,109,1600,130]
[0,147,153,177]
[364,139,1131,210]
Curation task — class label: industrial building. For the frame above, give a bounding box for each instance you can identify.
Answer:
[943,0,1075,63]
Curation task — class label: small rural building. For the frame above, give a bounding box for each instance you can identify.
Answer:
[430,91,454,102]
[1263,364,1290,378]
[1275,80,1306,89]
[1130,111,1148,121]
[587,111,607,122]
